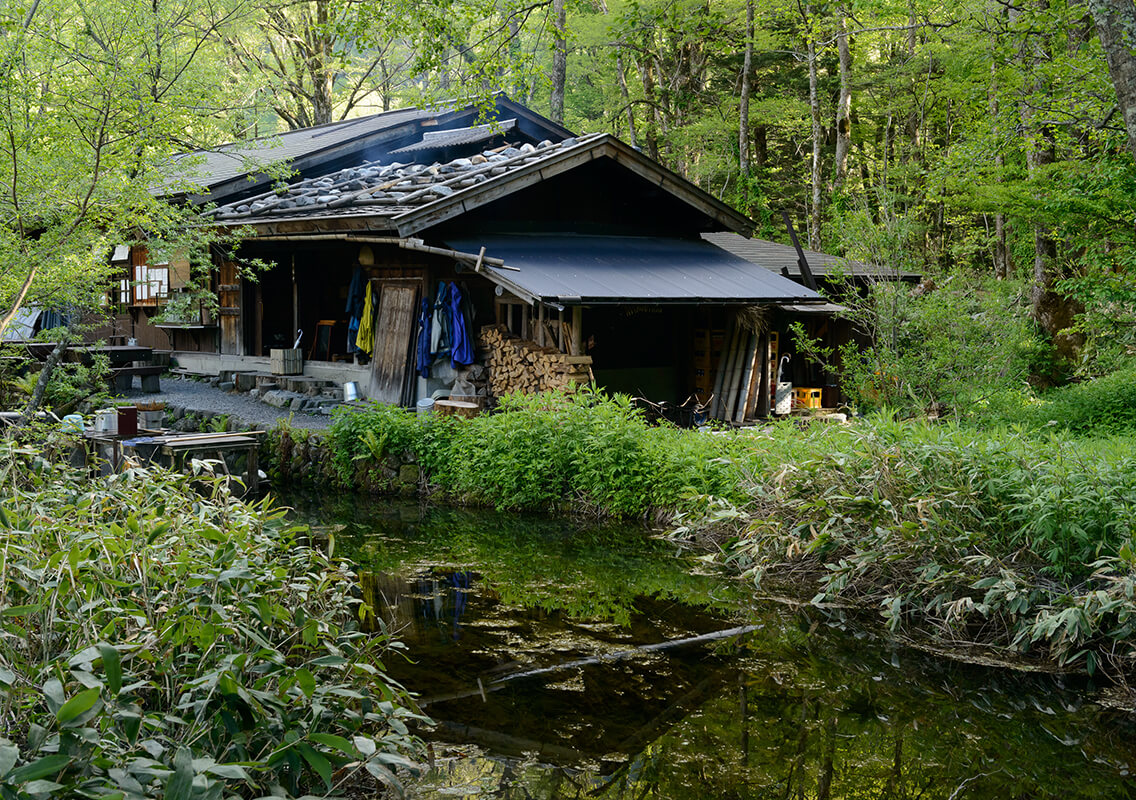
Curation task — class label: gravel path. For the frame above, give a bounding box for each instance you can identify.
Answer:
[120,375,334,430]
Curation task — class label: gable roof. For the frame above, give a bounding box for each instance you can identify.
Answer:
[701,232,920,281]
[211,133,755,236]
[169,95,574,205]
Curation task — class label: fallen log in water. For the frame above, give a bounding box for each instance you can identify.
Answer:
[491,624,762,685]
[415,624,762,708]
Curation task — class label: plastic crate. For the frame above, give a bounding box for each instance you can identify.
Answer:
[794,387,822,409]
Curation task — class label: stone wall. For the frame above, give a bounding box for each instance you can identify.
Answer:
[163,405,421,497]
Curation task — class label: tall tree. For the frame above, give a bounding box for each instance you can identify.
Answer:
[551,0,567,122]
[739,0,754,177]
[833,5,852,192]
[1089,0,1136,164]
[0,0,245,338]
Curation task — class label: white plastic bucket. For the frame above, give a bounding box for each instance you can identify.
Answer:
[416,397,435,419]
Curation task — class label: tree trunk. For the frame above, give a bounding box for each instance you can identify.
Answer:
[1089,0,1136,164]
[990,56,1010,278]
[550,0,567,124]
[739,0,754,176]
[22,337,68,424]
[616,50,637,145]
[806,25,823,250]
[833,7,852,191]
[639,50,660,161]
[1021,0,1082,359]
[310,0,334,126]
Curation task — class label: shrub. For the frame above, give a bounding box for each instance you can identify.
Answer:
[0,440,425,798]
[328,401,425,483]
[328,390,745,517]
[718,419,1136,672]
[1024,367,1136,434]
[796,276,1039,416]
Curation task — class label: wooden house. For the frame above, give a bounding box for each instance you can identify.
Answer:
[104,96,844,420]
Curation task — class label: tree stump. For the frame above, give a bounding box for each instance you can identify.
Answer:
[434,399,480,419]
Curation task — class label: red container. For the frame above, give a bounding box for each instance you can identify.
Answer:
[116,406,138,437]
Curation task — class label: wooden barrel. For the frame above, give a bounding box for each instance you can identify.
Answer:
[434,399,480,419]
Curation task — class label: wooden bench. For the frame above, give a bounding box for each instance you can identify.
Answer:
[111,365,165,393]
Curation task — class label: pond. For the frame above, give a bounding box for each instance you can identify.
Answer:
[292,496,1136,799]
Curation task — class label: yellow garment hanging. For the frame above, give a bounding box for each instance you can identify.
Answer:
[355,282,375,356]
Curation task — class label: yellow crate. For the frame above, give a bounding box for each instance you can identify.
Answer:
[794,387,823,409]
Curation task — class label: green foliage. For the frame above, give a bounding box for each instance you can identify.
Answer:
[328,402,427,484]
[43,356,112,414]
[712,420,1136,670]
[1024,367,1136,435]
[796,275,1040,415]
[0,440,425,799]
[327,390,744,518]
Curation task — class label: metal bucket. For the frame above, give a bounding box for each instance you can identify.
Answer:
[343,381,359,402]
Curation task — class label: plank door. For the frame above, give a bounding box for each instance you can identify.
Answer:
[369,280,420,404]
[218,260,242,354]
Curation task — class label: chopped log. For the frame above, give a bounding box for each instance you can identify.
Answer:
[435,399,480,418]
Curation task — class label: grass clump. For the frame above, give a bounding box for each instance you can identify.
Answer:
[0,438,425,799]
[713,419,1136,674]
[1023,367,1136,434]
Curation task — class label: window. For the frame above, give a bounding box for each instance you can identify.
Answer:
[127,246,169,307]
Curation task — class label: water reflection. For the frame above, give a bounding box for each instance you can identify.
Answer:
[290,497,1136,799]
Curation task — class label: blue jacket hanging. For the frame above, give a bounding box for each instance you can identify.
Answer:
[450,282,474,367]
[431,282,452,360]
[416,297,433,378]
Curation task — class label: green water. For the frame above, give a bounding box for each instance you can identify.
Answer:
[293,496,1136,799]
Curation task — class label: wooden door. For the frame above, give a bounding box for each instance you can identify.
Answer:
[218,260,242,354]
[369,280,420,404]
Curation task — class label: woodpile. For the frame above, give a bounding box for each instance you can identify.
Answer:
[480,324,592,397]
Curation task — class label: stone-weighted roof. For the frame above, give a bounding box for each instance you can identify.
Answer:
[210,133,599,225]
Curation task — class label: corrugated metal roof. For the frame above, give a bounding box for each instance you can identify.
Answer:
[445,235,822,304]
[169,107,441,191]
[700,232,920,280]
[391,120,515,154]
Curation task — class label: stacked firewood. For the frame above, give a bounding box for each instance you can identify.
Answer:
[479,324,592,396]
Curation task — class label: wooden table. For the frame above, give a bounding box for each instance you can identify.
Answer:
[136,432,261,494]
[85,430,262,494]
[70,345,153,367]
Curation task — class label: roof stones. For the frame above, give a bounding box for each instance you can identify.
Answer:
[210,132,601,223]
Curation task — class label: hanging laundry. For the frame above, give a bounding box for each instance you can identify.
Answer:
[431,282,452,360]
[450,282,474,367]
[345,267,366,354]
[355,281,375,356]
[416,297,433,378]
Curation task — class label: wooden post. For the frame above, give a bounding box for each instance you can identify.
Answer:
[736,333,759,423]
[558,308,565,352]
[757,331,771,417]
[537,303,545,346]
[572,306,582,356]
[291,255,299,346]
